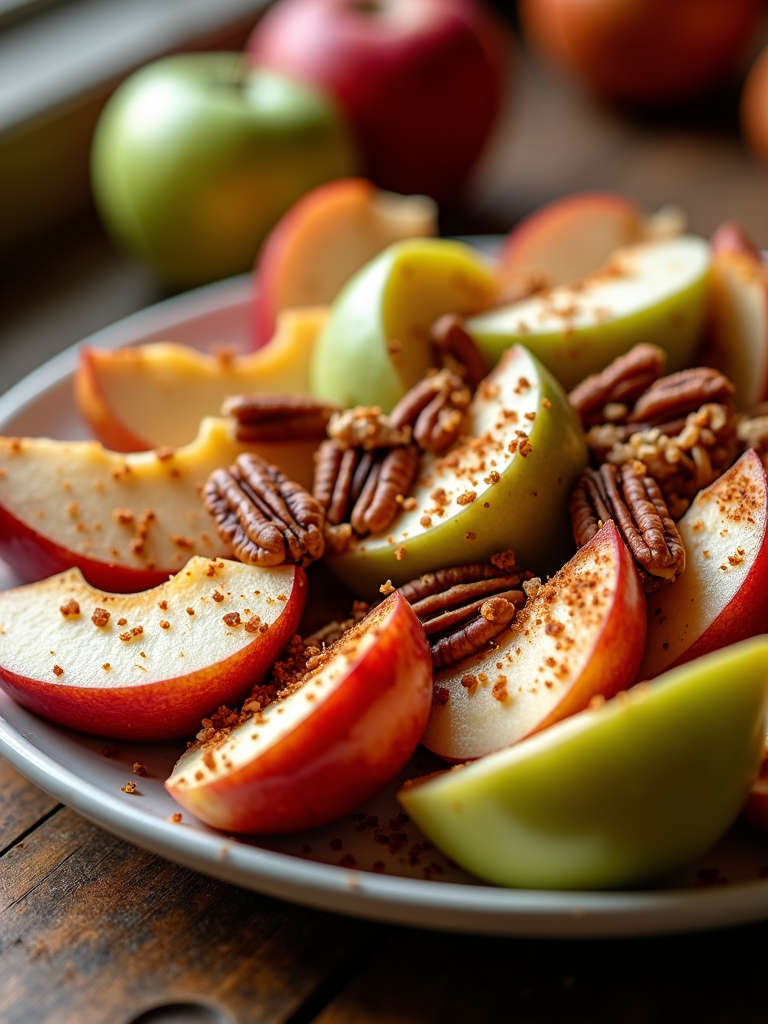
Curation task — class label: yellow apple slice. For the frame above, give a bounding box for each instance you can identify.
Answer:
[0,557,306,740]
[75,305,328,451]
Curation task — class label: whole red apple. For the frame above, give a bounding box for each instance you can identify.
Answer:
[246,0,510,201]
[520,0,763,105]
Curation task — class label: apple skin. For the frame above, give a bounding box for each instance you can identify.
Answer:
[640,450,768,681]
[246,0,510,202]
[91,54,357,288]
[310,237,498,412]
[742,44,768,171]
[75,306,329,451]
[400,636,768,890]
[422,521,646,762]
[520,0,763,106]
[252,177,438,350]
[327,344,587,595]
[497,191,646,292]
[0,558,306,741]
[742,745,768,831]
[165,591,433,833]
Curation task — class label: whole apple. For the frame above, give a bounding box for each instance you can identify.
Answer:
[91,54,358,287]
[246,0,510,201]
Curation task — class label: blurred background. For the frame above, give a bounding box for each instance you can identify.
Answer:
[1,0,767,387]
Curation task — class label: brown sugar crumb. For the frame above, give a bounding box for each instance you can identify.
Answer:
[170,534,194,549]
[102,663,111,671]
[244,615,262,633]
[168,812,183,823]
[457,490,476,505]
[102,746,118,758]
[59,599,80,618]
[66,501,79,518]
[120,782,138,795]
[52,664,64,676]
[222,612,241,627]
[113,508,134,526]
[465,531,476,540]
[155,446,175,462]
[491,677,508,701]
[117,617,127,626]
[211,590,224,603]
[119,627,143,642]
[420,515,433,528]
[460,673,478,689]
[186,607,195,616]
[133,762,148,777]
[91,607,110,627]
[379,580,396,595]
[159,620,170,630]
[542,397,552,409]
[395,546,407,561]
[158,600,168,610]
[483,471,500,485]
[524,411,536,422]
[433,686,450,707]
[490,549,519,573]
[400,496,418,511]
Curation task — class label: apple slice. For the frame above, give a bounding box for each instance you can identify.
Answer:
[742,743,768,831]
[497,191,647,294]
[328,343,587,595]
[75,305,328,451]
[165,590,432,833]
[310,237,497,412]
[252,177,437,349]
[467,235,711,391]
[0,557,306,740]
[399,637,768,890]
[702,225,768,409]
[0,417,317,592]
[421,520,645,763]
[639,449,768,680]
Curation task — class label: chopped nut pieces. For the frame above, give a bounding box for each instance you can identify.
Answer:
[430,314,488,390]
[327,406,411,450]
[737,410,768,470]
[222,393,340,442]
[204,452,325,567]
[397,561,532,669]
[570,463,686,592]
[568,344,667,426]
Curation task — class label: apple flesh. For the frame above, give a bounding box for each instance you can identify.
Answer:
[400,637,768,890]
[639,449,768,680]
[327,344,587,595]
[0,417,317,592]
[0,557,306,740]
[252,177,437,350]
[165,591,433,833]
[310,237,497,412]
[75,305,329,451]
[422,520,645,762]
[466,235,711,391]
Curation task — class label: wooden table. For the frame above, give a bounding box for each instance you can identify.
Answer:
[1,34,768,1024]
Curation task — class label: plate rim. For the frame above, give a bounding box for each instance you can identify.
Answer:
[1,269,767,938]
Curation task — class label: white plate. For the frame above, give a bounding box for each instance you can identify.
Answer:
[1,273,767,938]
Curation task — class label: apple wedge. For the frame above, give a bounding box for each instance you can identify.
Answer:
[467,235,711,391]
[703,226,768,409]
[0,557,306,740]
[639,449,768,680]
[310,237,497,412]
[399,637,768,890]
[497,191,647,293]
[327,343,587,594]
[165,591,432,833]
[75,305,328,451]
[0,417,317,592]
[252,177,437,349]
[421,520,645,763]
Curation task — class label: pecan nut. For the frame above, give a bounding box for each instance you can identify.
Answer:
[222,393,340,442]
[570,462,686,592]
[390,369,471,454]
[430,314,488,390]
[204,452,325,567]
[568,344,667,426]
[627,367,735,426]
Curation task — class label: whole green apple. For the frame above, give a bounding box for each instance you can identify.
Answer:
[91,54,358,287]
[400,637,768,890]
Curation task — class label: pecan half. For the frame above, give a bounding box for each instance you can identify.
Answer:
[570,463,686,591]
[568,344,667,426]
[627,367,735,426]
[390,369,471,454]
[397,561,532,669]
[222,393,340,442]
[430,314,488,390]
[204,452,325,567]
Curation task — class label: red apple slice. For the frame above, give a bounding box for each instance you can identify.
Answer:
[496,191,648,294]
[165,591,433,833]
[704,225,768,409]
[0,417,315,592]
[640,449,768,679]
[0,557,306,740]
[252,177,437,349]
[422,520,646,763]
[742,743,768,831]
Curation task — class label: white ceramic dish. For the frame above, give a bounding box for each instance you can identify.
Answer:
[0,271,767,938]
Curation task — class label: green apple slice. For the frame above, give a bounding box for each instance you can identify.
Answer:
[399,637,768,890]
[466,235,711,391]
[310,237,497,412]
[327,344,587,596]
